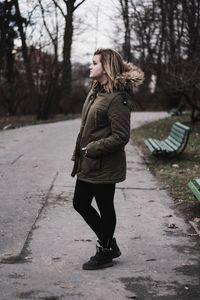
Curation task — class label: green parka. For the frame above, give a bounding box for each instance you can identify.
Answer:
[71,63,144,184]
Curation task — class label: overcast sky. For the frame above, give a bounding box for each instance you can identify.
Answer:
[17,0,121,64]
[72,0,120,63]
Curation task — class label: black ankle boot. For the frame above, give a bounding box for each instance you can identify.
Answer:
[82,244,113,270]
[110,238,121,259]
[90,238,121,261]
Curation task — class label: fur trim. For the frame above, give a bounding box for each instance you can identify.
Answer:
[114,62,144,91]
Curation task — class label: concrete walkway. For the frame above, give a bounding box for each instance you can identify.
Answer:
[0,112,200,300]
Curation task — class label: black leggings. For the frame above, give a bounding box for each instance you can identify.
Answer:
[73,179,116,248]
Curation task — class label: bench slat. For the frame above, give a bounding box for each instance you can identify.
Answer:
[170,128,185,140]
[188,179,200,201]
[167,136,181,148]
[171,125,187,134]
[171,122,190,132]
[175,122,190,131]
[149,138,173,153]
[159,140,174,152]
[144,139,158,153]
[164,139,178,151]
[148,138,161,150]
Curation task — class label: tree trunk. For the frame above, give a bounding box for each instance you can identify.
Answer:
[120,0,132,61]
[60,4,73,114]
[14,0,36,112]
[0,1,15,82]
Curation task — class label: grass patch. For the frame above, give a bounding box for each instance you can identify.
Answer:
[131,114,200,220]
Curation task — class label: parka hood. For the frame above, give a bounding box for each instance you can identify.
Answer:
[92,62,144,94]
[114,62,144,92]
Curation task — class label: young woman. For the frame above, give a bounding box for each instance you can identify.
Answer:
[71,48,144,270]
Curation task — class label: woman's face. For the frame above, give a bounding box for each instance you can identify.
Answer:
[89,54,107,83]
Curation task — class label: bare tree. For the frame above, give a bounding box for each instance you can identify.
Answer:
[157,0,200,119]
[0,0,36,114]
[36,0,60,119]
[52,0,86,114]
[0,0,88,117]
[125,0,200,118]
[0,1,16,83]
[13,0,36,109]
[118,0,132,61]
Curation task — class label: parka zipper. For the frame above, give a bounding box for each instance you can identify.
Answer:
[71,93,97,177]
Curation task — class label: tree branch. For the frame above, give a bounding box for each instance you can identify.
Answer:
[74,0,86,11]
[38,0,55,45]
[52,0,66,17]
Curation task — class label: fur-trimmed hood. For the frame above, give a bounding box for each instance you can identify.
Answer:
[92,62,144,94]
[114,62,144,92]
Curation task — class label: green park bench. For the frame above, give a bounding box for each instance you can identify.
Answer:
[188,179,200,201]
[144,121,191,157]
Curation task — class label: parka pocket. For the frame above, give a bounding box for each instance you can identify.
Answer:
[81,156,101,174]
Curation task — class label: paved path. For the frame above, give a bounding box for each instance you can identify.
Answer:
[0,112,200,300]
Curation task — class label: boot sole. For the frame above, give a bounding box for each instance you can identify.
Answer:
[90,251,122,261]
[82,261,113,270]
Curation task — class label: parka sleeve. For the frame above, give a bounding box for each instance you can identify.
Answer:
[86,94,131,157]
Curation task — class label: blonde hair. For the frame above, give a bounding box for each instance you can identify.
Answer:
[92,48,126,92]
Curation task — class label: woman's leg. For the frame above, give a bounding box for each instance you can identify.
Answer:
[74,181,118,270]
[93,183,116,248]
[73,179,102,240]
